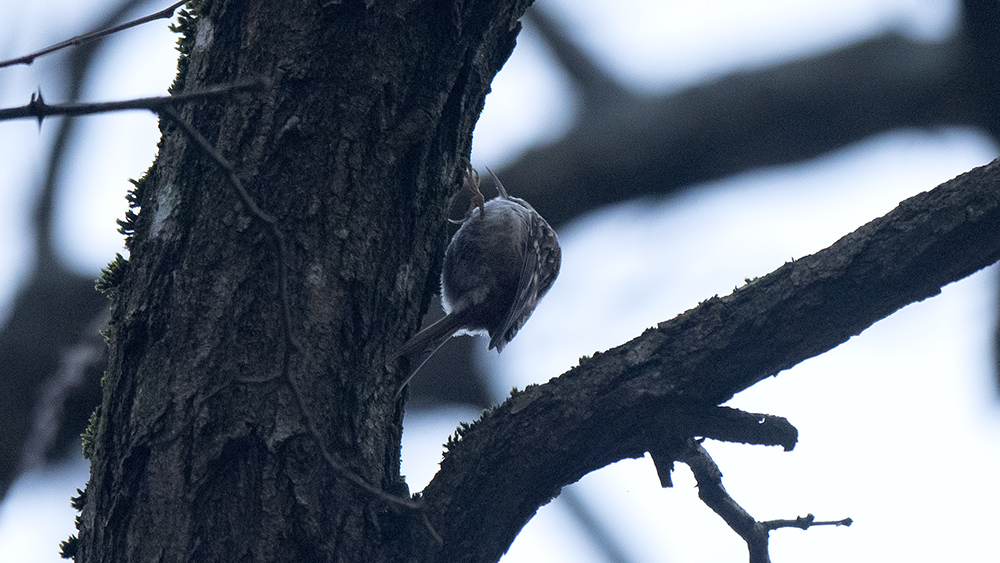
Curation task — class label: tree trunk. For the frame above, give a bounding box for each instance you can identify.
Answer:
[75,0,528,561]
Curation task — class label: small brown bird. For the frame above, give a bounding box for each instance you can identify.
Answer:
[396,166,561,394]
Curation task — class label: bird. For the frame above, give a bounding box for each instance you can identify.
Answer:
[395,165,561,395]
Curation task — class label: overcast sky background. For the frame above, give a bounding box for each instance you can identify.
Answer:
[1,1,998,561]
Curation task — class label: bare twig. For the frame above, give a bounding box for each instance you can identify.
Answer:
[762,514,853,531]
[678,440,770,562]
[0,0,189,69]
[677,440,850,563]
[0,79,270,123]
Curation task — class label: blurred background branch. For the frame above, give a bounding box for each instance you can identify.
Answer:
[0,0,154,500]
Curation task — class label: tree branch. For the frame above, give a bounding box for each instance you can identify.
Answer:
[418,157,1000,561]
[678,440,851,563]
[761,514,853,531]
[678,440,770,563]
[0,79,269,123]
[0,0,189,69]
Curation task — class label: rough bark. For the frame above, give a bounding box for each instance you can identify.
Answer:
[75,0,529,561]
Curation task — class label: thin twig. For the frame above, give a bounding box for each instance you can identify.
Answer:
[762,514,853,531]
[677,440,851,563]
[160,106,425,515]
[678,440,771,563]
[0,79,270,123]
[0,0,189,69]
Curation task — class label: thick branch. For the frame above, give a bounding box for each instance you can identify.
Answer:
[418,158,1000,561]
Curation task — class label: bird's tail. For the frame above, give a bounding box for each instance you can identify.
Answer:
[393,313,465,396]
